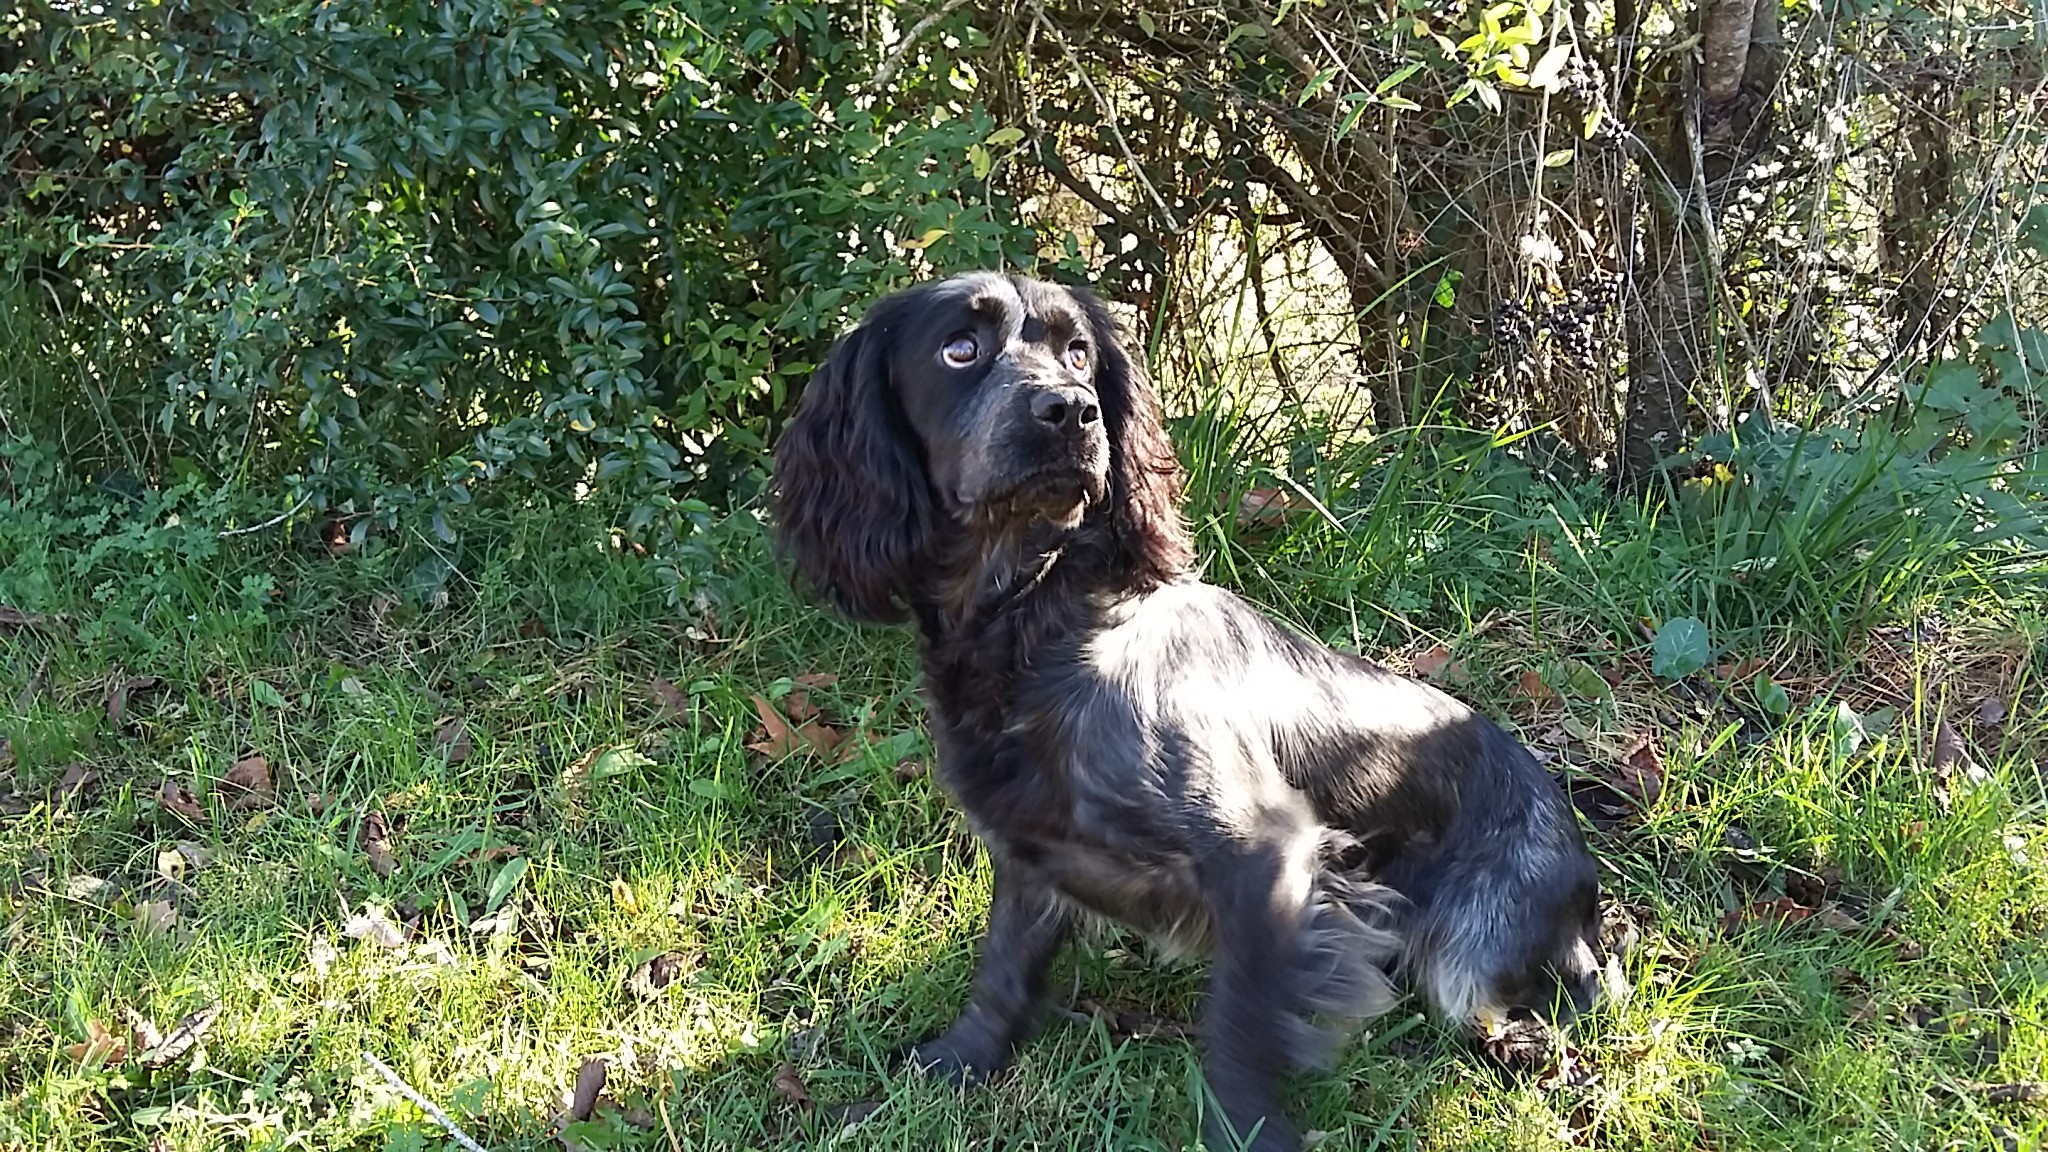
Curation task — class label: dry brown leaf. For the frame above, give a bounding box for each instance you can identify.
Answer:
[158,779,205,823]
[893,759,927,783]
[359,810,397,878]
[772,1062,815,1114]
[793,673,839,689]
[1515,668,1559,706]
[106,675,163,727]
[1412,645,1472,685]
[55,763,97,803]
[138,1001,221,1069]
[1612,737,1665,808]
[302,790,334,816]
[746,695,853,763]
[433,718,474,765]
[565,1057,608,1124]
[134,900,178,937]
[649,677,689,717]
[783,689,822,724]
[216,755,275,811]
[0,605,52,631]
[1236,486,1298,527]
[1721,897,1814,934]
[624,951,699,1001]
[66,1020,128,1066]
[1075,997,1193,1042]
[1929,718,1964,776]
[1714,657,1768,681]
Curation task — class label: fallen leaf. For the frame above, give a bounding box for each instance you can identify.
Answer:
[746,695,851,762]
[342,902,407,949]
[794,673,839,689]
[159,779,205,823]
[772,1062,815,1114]
[1236,486,1298,527]
[1612,737,1664,807]
[106,675,163,727]
[303,790,335,815]
[54,763,97,803]
[1929,718,1963,776]
[63,875,119,903]
[216,755,275,811]
[66,1020,128,1066]
[360,810,397,878]
[137,1001,222,1069]
[894,759,926,783]
[1904,819,1929,847]
[1714,657,1767,681]
[624,951,699,1001]
[0,605,52,631]
[1515,668,1559,706]
[1969,1081,2046,1106]
[609,877,640,915]
[1720,897,1814,934]
[433,718,474,764]
[1975,697,2008,728]
[1075,997,1193,1041]
[134,900,178,937]
[1815,906,1863,932]
[783,689,822,724]
[565,1057,608,1123]
[122,1006,164,1054]
[562,745,656,797]
[649,677,689,717]
[1412,645,1472,685]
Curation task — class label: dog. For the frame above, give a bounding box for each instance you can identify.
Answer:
[769,271,1610,1150]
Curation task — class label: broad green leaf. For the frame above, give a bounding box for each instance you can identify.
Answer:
[1650,617,1711,680]
[484,856,528,914]
[985,126,1025,148]
[1752,673,1790,716]
[250,679,287,709]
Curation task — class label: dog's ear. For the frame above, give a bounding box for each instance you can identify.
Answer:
[770,313,932,624]
[1076,288,1194,581]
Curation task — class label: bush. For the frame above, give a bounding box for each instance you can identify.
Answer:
[1,0,1033,541]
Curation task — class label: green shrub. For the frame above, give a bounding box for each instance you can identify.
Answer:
[1,0,1033,540]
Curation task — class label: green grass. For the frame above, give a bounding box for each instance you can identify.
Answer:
[3,426,2047,1152]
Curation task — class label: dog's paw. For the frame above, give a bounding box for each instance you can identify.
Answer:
[897,1032,1008,1088]
[1202,1112,1303,1152]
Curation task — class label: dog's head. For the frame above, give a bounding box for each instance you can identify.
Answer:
[771,272,1190,623]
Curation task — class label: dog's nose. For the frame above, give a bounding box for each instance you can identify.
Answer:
[1030,386,1100,431]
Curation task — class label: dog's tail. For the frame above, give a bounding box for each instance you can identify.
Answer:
[1280,830,1407,1067]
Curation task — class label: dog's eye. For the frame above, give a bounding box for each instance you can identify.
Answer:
[1066,342,1090,371]
[941,335,979,367]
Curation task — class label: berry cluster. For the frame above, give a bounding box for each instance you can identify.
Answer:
[1489,273,1622,373]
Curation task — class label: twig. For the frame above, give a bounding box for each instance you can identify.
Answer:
[869,0,975,91]
[217,494,314,539]
[661,1101,684,1152]
[1033,3,1181,233]
[362,1051,490,1152]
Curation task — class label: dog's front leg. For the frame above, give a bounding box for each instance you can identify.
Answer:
[1198,839,1313,1152]
[907,855,1071,1086]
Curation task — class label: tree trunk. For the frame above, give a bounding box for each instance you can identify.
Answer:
[1616,0,1777,488]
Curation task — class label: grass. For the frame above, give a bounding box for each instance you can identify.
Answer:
[3,414,2048,1152]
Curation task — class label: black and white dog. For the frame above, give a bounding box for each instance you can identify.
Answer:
[770,272,1611,1150]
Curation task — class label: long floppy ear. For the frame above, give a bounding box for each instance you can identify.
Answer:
[769,317,933,624]
[1075,287,1194,582]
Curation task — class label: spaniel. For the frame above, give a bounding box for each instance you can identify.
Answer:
[770,272,1611,1151]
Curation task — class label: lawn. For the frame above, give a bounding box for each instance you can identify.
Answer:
[2,458,2045,1152]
